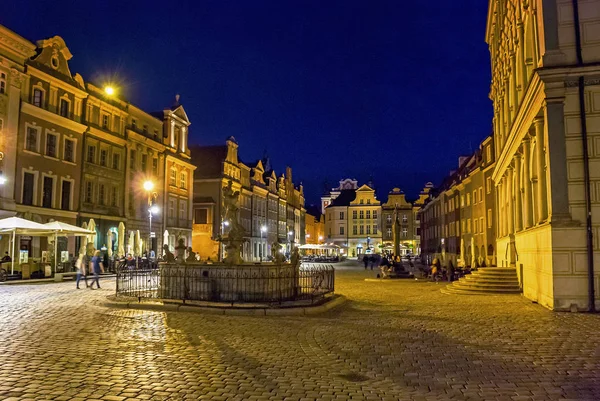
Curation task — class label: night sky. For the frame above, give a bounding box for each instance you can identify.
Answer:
[2,0,493,206]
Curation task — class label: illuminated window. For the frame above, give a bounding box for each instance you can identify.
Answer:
[170,168,177,186]
[180,171,187,189]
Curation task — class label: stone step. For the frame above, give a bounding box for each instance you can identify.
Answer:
[474,270,518,276]
[441,286,521,295]
[450,283,521,291]
[462,276,519,284]
[442,267,521,295]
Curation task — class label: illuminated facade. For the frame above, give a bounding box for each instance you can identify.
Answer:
[487,0,600,310]
[190,138,306,262]
[420,138,497,269]
[0,24,194,259]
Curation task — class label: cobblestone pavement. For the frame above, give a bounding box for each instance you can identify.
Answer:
[1,262,599,401]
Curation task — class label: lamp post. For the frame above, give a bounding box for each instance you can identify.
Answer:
[288,230,293,257]
[0,151,5,186]
[143,181,158,257]
[220,220,229,261]
[367,236,371,253]
[260,225,267,262]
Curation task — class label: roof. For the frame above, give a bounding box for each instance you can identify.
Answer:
[189,145,228,179]
[327,189,357,207]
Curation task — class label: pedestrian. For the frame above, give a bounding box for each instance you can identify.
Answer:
[363,254,368,270]
[75,254,88,289]
[369,255,375,270]
[90,250,104,289]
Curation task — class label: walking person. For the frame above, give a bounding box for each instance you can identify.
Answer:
[90,250,105,289]
[75,254,88,289]
[363,254,368,270]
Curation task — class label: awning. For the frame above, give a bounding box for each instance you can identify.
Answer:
[0,217,55,235]
[43,221,95,236]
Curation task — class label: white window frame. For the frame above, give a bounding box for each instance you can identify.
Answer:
[45,130,59,159]
[40,173,56,209]
[63,136,76,163]
[59,177,74,211]
[179,200,187,220]
[170,168,177,186]
[59,96,71,118]
[24,123,41,153]
[180,171,187,189]
[21,169,39,206]
[486,177,492,194]
[32,84,45,108]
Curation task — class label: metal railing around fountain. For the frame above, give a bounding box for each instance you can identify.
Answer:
[116,263,335,304]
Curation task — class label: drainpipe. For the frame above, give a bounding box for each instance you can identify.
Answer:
[572,0,595,312]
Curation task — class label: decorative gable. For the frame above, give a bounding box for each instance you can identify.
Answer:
[33,36,73,78]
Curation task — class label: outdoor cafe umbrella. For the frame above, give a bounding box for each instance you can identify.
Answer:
[117,222,125,257]
[106,229,113,257]
[0,217,54,274]
[79,222,88,257]
[135,230,142,256]
[43,221,94,274]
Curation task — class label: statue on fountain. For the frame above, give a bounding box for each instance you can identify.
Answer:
[162,244,175,262]
[175,238,187,262]
[222,180,246,264]
[291,246,301,269]
[271,241,286,264]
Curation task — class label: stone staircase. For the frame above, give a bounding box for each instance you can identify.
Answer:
[441,267,521,295]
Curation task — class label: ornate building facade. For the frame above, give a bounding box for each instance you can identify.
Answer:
[0,24,194,260]
[420,138,497,269]
[190,137,306,262]
[486,0,600,310]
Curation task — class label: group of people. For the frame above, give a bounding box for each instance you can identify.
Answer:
[75,250,104,289]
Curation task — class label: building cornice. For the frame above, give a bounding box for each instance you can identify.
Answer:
[87,126,127,146]
[22,102,88,133]
[27,66,88,98]
[16,205,78,219]
[127,129,167,152]
[0,26,36,59]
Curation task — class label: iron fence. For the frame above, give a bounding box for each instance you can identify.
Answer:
[116,263,334,304]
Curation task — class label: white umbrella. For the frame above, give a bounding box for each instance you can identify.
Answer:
[128,231,134,255]
[79,222,88,257]
[135,230,142,256]
[0,217,54,274]
[87,219,96,248]
[106,230,113,257]
[459,239,465,267]
[43,221,94,273]
[117,222,125,257]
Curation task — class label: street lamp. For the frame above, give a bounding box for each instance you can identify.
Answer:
[220,220,229,261]
[104,86,115,96]
[144,181,157,257]
[260,225,267,262]
[288,230,293,256]
[318,235,323,243]
[367,236,371,253]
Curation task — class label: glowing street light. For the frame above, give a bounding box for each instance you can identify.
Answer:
[220,220,230,261]
[144,181,157,257]
[104,86,115,96]
[143,180,154,191]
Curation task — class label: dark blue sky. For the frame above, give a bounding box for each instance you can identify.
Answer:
[2,0,492,206]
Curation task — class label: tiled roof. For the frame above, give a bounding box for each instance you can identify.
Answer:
[189,145,227,179]
[327,189,357,207]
